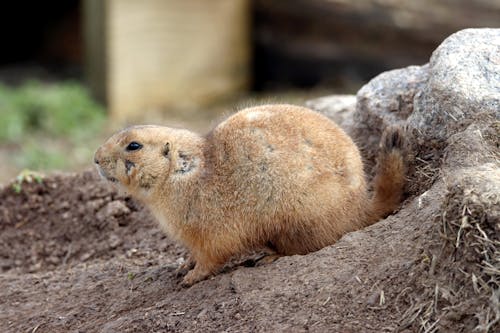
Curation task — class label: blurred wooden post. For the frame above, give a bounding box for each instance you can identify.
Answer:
[84,0,250,121]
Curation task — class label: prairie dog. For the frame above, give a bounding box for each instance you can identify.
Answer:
[94,104,406,286]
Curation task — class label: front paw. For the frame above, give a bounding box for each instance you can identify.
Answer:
[175,257,196,278]
[180,267,210,287]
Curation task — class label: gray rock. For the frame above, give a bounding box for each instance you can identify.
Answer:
[410,28,500,141]
[306,95,356,130]
[310,28,500,168]
[353,65,429,160]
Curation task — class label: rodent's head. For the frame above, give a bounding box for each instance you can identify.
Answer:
[94,125,205,200]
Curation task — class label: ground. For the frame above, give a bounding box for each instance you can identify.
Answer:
[0,122,498,332]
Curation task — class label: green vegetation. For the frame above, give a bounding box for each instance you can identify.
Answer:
[11,169,44,194]
[0,80,106,173]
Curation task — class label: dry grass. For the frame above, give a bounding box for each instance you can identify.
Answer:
[441,175,500,332]
[397,167,499,333]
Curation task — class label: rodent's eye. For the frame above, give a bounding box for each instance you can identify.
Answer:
[126,141,143,151]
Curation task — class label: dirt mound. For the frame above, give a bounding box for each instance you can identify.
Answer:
[0,171,182,275]
[0,168,437,332]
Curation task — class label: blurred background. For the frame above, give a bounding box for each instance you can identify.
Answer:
[0,0,499,184]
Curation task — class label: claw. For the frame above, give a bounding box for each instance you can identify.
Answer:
[175,256,196,278]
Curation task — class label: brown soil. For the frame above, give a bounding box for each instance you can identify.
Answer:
[1,123,498,332]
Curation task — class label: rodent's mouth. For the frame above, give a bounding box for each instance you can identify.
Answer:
[95,165,118,183]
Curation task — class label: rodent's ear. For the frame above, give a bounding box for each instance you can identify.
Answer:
[175,151,198,174]
[163,142,170,158]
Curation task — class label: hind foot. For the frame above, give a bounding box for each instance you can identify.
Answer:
[255,253,283,266]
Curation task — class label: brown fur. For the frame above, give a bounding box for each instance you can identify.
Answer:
[94,104,406,286]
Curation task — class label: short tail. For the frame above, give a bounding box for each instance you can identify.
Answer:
[369,126,407,221]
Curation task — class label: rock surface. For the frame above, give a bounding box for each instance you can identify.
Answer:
[410,29,500,141]
[305,94,356,130]
[310,28,500,177]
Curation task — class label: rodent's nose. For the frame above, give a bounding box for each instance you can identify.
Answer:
[94,147,102,165]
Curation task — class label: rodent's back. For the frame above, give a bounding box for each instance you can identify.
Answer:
[204,105,368,252]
